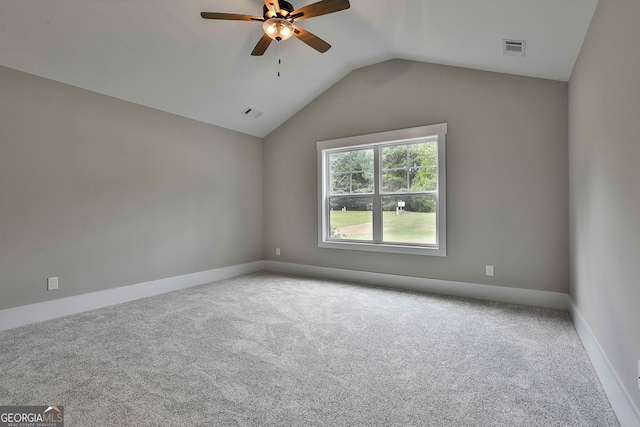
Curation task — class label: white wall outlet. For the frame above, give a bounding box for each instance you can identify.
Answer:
[47,277,59,291]
[486,265,494,276]
[275,248,281,256]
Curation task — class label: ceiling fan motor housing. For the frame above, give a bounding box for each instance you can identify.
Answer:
[264,1,295,19]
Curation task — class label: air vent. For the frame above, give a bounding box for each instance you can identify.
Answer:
[503,39,526,57]
[241,107,263,119]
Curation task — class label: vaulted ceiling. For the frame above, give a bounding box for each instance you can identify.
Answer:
[0,0,598,138]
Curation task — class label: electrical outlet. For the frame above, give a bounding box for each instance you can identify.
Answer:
[486,265,494,276]
[275,248,281,256]
[47,277,59,291]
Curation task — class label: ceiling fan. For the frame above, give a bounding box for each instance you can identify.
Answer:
[201,0,350,56]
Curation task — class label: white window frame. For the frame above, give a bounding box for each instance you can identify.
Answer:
[317,123,447,256]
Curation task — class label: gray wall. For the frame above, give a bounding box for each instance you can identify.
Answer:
[264,60,569,293]
[0,65,263,310]
[569,0,640,411]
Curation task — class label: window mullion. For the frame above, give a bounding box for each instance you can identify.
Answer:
[372,147,382,242]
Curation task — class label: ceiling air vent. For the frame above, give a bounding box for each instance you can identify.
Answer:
[503,39,526,57]
[241,107,263,119]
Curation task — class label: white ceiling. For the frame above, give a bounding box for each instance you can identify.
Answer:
[0,0,598,138]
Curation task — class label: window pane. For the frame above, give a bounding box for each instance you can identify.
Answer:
[351,171,373,193]
[329,149,374,195]
[350,149,374,172]
[329,197,373,241]
[382,195,437,245]
[382,169,408,192]
[330,172,373,194]
[330,173,350,194]
[408,141,437,167]
[382,145,407,169]
[329,151,351,174]
[410,166,437,191]
[383,141,438,193]
[382,145,409,192]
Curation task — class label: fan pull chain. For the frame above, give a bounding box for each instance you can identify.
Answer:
[275,39,282,77]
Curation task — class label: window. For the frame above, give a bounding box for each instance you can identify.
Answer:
[317,123,447,256]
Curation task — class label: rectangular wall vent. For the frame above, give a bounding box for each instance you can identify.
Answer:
[241,107,263,119]
[503,39,526,57]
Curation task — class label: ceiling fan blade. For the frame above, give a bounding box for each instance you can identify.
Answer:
[292,26,331,53]
[201,12,263,21]
[290,0,350,21]
[251,33,273,56]
[263,0,281,16]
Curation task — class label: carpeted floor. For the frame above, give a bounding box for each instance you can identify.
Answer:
[0,272,619,426]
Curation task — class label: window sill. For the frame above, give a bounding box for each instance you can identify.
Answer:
[319,240,446,257]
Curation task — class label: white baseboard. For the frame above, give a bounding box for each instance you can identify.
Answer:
[265,261,569,310]
[0,261,265,332]
[569,302,640,427]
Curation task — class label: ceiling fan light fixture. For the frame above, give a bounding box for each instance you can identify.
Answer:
[263,18,294,41]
